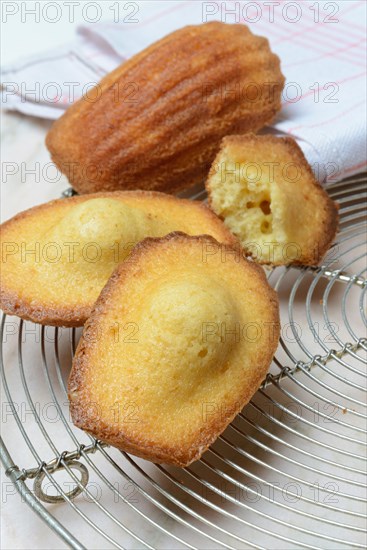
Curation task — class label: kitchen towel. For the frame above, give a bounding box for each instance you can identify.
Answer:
[1,0,366,182]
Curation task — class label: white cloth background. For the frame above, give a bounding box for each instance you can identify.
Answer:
[1,0,366,182]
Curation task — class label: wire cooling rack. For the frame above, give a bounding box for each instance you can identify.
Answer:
[1,174,366,549]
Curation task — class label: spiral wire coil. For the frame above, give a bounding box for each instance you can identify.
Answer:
[1,174,366,549]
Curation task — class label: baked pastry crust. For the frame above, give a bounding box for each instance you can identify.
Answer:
[206,134,339,266]
[0,191,236,327]
[46,22,284,195]
[69,232,280,466]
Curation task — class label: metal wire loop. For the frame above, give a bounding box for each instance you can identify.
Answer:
[0,173,365,548]
[33,461,89,504]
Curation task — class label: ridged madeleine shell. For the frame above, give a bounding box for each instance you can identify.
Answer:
[46,22,285,194]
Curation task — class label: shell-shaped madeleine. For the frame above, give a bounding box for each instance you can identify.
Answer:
[46,22,284,194]
[68,233,280,466]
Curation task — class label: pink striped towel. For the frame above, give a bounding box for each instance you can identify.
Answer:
[1,0,366,182]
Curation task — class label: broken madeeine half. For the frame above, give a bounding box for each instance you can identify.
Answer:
[68,233,280,467]
[206,134,339,266]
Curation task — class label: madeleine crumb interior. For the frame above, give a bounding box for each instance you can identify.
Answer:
[206,134,339,266]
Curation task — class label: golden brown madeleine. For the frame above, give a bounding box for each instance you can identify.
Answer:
[0,191,236,326]
[68,233,280,466]
[206,134,339,266]
[46,22,284,195]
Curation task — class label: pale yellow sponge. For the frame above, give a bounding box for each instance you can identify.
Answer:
[206,134,339,266]
[0,191,236,326]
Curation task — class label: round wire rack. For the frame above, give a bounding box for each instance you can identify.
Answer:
[1,173,366,549]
